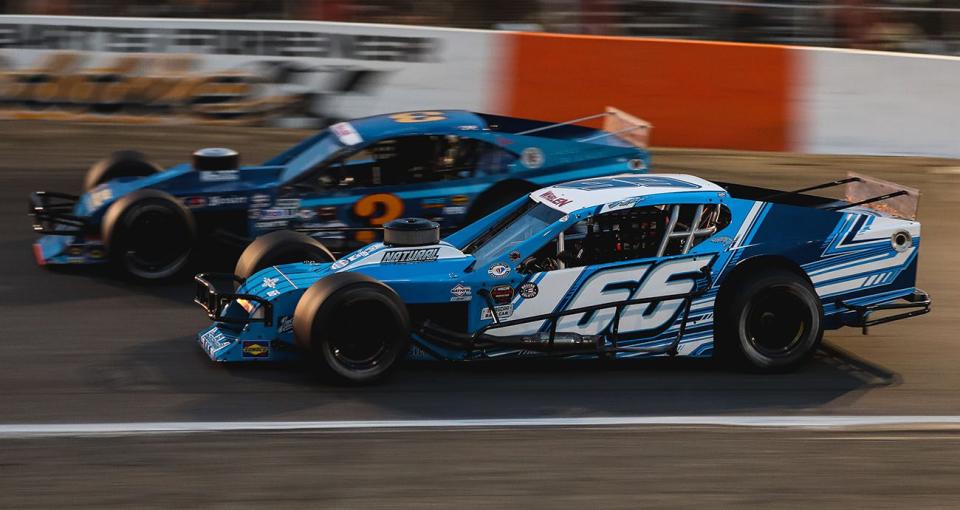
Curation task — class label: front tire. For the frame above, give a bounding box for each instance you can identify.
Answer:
[101,189,196,281]
[715,267,823,372]
[84,150,161,191]
[234,230,335,282]
[293,273,410,384]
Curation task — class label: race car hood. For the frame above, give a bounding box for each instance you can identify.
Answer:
[236,241,475,306]
[71,163,284,220]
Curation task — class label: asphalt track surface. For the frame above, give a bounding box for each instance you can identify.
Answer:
[1,122,959,508]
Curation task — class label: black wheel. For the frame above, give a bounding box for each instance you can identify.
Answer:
[84,150,161,191]
[293,273,410,384]
[102,190,196,281]
[715,267,823,372]
[235,230,335,282]
[464,180,537,224]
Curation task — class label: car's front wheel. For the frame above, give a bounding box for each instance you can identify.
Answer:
[715,266,823,372]
[293,273,410,384]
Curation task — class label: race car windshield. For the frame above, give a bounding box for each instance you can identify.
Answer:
[281,132,346,181]
[469,200,565,262]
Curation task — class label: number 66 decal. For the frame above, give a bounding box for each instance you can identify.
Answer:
[555,255,714,336]
[353,193,404,243]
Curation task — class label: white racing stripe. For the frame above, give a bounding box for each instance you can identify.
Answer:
[4,416,960,438]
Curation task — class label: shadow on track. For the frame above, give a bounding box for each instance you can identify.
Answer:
[87,334,902,422]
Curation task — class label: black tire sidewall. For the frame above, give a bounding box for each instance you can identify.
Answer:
[84,152,160,191]
[718,268,823,371]
[108,197,194,280]
[294,276,409,384]
[234,231,335,282]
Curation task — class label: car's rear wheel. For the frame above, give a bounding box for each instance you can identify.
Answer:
[715,266,823,372]
[84,150,161,191]
[234,230,335,283]
[102,190,195,281]
[293,273,409,384]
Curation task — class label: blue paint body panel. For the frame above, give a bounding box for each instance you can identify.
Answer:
[196,173,927,364]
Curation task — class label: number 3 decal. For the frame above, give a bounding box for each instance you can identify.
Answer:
[389,111,446,123]
[353,193,404,243]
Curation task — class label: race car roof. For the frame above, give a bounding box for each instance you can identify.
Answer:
[531,174,725,214]
[337,110,487,143]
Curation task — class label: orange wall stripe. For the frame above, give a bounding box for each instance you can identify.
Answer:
[499,32,795,152]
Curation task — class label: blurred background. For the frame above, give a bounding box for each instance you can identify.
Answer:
[5,0,960,55]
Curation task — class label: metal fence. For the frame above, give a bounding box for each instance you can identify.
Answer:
[4,0,960,55]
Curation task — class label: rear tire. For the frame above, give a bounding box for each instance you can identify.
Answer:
[101,189,196,281]
[715,267,823,372]
[84,150,161,191]
[235,230,335,282]
[293,273,410,384]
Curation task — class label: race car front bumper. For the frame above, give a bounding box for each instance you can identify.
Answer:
[29,191,107,266]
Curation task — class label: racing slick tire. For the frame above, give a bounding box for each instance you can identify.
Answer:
[234,230,335,283]
[293,272,410,384]
[715,266,823,372]
[465,180,537,224]
[84,150,161,192]
[101,189,196,281]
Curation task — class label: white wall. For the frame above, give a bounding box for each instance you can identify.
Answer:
[797,47,960,157]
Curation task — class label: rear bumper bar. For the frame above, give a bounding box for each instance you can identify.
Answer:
[838,289,931,334]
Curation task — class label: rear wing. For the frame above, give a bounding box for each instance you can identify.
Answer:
[515,106,653,148]
[768,172,920,220]
[842,172,920,220]
[600,106,652,148]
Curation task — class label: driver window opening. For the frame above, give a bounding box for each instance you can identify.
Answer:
[294,135,517,192]
[519,204,730,273]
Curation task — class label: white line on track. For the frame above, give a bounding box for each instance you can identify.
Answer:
[4,416,960,438]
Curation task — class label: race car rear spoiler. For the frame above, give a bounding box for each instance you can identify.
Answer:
[516,106,652,148]
[769,172,921,220]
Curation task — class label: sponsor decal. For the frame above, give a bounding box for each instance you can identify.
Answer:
[249,208,262,219]
[183,196,207,208]
[297,209,317,220]
[241,341,270,358]
[199,170,239,182]
[707,236,734,248]
[208,195,247,207]
[450,195,470,205]
[491,285,514,304]
[442,205,466,215]
[605,196,644,211]
[259,208,298,220]
[278,315,294,334]
[628,158,646,171]
[88,248,105,259]
[509,250,521,261]
[521,147,545,169]
[488,262,511,278]
[330,121,363,146]
[86,187,113,210]
[539,190,572,208]
[390,111,446,123]
[261,277,278,289]
[266,289,280,297]
[458,124,480,131]
[450,283,472,302]
[518,282,539,299]
[382,248,439,264]
[331,244,380,270]
[254,220,290,230]
[275,198,301,209]
[200,329,229,355]
[420,197,447,209]
[481,304,513,321]
[250,194,272,208]
[67,246,83,256]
